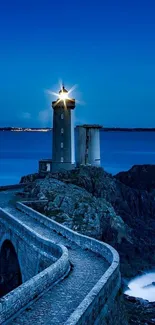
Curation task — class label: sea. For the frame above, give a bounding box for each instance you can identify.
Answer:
[0,130,155,186]
[0,130,155,301]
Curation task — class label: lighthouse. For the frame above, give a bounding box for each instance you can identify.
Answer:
[38,83,102,176]
[51,85,76,172]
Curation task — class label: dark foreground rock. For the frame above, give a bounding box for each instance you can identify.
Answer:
[20,173,41,183]
[115,165,155,193]
[124,295,155,325]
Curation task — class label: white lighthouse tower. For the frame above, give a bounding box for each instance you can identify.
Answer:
[51,85,76,172]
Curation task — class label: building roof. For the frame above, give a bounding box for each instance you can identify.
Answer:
[76,124,103,129]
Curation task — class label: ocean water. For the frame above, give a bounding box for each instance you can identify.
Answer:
[0,131,155,186]
[125,272,155,302]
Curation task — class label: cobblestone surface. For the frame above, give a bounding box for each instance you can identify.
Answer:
[0,190,109,325]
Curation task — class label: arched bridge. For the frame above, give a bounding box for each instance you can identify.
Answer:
[0,190,121,325]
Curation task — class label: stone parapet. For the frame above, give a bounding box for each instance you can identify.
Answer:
[17,201,121,325]
[0,208,69,324]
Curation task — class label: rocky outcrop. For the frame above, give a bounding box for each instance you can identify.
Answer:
[20,173,41,183]
[22,166,155,279]
[124,295,155,324]
[115,165,155,193]
[48,166,155,278]
[21,165,155,324]
[24,178,131,242]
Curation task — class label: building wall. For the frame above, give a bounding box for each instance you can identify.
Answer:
[76,126,86,166]
[88,128,101,166]
[76,126,101,167]
[39,160,52,175]
[71,110,75,164]
[52,162,76,172]
[52,106,75,164]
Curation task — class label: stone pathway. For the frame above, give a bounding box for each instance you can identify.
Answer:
[0,190,109,325]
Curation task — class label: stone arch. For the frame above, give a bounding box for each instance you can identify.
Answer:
[0,239,22,298]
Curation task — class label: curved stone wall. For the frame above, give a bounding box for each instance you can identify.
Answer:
[0,208,70,324]
[17,201,121,325]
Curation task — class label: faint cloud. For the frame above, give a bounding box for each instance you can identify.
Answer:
[38,108,52,125]
[21,112,31,119]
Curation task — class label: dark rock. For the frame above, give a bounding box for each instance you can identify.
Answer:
[45,166,155,278]
[21,166,155,278]
[20,173,43,183]
[21,165,155,324]
[124,294,155,324]
[143,282,155,289]
[115,165,155,192]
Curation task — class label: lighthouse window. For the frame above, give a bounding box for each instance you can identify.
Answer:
[61,142,63,148]
[61,157,64,162]
[61,113,64,119]
[61,128,64,134]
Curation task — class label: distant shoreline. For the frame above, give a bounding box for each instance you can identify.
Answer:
[0,127,155,132]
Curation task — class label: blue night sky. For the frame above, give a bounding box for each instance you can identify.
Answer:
[0,0,155,127]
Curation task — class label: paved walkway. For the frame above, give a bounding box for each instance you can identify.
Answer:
[0,190,109,325]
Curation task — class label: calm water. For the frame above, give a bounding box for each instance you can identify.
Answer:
[0,131,155,185]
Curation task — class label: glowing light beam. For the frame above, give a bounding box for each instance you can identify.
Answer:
[46,82,84,108]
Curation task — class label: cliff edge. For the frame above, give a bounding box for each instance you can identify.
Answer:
[20,165,155,280]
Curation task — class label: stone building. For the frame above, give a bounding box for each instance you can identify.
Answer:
[39,85,102,175]
[39,85,76,174]
[76,124,102,167]
[52,86,75,172]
